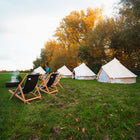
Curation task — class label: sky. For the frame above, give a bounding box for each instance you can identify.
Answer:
[0,0,120,71]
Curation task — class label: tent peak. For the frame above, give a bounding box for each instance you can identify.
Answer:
[113,58,119,62]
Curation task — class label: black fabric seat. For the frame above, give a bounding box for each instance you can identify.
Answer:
[12,74,39,95]
[9,74,41,104]
[39,73,58,94]
[22,74,40,94]
[47,73,57,87]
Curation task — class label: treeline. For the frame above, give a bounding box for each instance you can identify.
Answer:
[33,0,140,75]
[0,69,32,73]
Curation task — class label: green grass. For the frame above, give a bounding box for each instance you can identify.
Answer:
[0,73,140,140]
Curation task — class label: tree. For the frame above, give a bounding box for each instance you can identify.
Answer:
[40,39,63,68]
[33,58,41,69]
[54,7,103,49]
[49,48,67,72]
[119,0,140,19]
[33,5,139,74]
[51,7,103,72]
[78,18,117,73]
[112,0,140,69]
[40,48,48,68]
[49,44,79,71]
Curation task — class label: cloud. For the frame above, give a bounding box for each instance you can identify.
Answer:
[0,0,120,71]
[0,14,62,70]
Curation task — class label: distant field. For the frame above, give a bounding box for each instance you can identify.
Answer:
[0,73,140,140]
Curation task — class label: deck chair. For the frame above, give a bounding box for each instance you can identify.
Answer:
[54,73,63,88]
[39,73,58,94]
[31,71,48,81]
[40,73,49,81]
[9,74,41,104]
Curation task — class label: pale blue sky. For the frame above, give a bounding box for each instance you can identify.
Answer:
[0,0,120,71]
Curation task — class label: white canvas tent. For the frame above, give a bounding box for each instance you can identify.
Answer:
[97,58,137,83]
[32,66,46,75]
[57,65,72,78]
[73,63,96,80]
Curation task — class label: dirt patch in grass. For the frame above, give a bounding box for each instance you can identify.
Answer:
[51,126,61,136]
[68,89,77,92]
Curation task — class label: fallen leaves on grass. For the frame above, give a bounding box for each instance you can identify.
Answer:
[71,125,75,128]
[121,133,125,138]
[59,94,65,98]
[60,127,65,129]
[57,103,64,107]
[103,103,109,107]
[82,128,85,133]
[16,133,21,137]
[75,117,79,122]
[68,89,77,92]
[109,114,114,117]
[104,135,110,140]
[95,125,99,131]
[74,99,78,102]
[52,126,61,136]
[104,122,107,126]
[69,137,73,140]
[29,135,40,140]
[135,123,140,126]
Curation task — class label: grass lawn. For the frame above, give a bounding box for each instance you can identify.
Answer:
[0,73,140,140]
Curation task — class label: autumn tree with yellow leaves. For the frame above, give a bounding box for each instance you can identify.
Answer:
[33,7,103,71]
[33,3,139,75]
[54,7,103,49]
[52,8,103,70]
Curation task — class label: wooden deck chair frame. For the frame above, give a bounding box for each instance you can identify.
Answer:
[39,73,49,81]
[9,74,41,104]
[54,73,63,88]
[39,73,58,94]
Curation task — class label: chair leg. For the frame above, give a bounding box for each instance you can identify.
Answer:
[9,90,15,100]
[57,82,63,88]
[9,88,19,100]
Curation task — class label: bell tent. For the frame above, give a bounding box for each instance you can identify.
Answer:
[73,63,96,80]
[97,58,137,83]
[32,66,46,75]
[57,65,72,78]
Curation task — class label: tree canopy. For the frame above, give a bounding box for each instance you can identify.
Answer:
[33,3,140,75]
[54,8,103,49]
